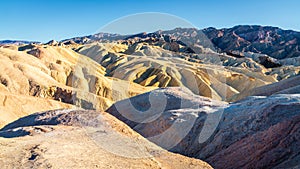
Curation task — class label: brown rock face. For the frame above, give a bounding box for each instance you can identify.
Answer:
[106,87,300,169]
[207,112,300,169]
[201,95,300,169]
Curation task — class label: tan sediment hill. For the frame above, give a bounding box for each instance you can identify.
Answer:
[106,87,300,169]
[0,109,212,169]
[77,42,278,101]
[72,28,300,102]
[0,92,73,129]
[0,45,154,128]
[230,75,300,101]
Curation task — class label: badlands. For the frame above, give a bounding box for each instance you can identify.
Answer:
[0,25,300,168]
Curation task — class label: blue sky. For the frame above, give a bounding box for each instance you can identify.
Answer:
[0,0,299,42]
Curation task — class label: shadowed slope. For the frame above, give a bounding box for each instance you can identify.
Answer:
[106,87,300,169]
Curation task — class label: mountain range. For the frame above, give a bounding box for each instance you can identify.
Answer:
[0,25,299,169]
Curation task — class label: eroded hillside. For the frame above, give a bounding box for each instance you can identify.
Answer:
[1,26,300,169]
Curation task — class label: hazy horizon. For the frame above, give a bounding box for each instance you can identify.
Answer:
[2,24,299,43]
[1,0,299,42]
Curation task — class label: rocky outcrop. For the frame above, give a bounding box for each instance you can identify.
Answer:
[226,50,282,68]
[0,109,212,169]
[45,40,58,46]
[106,87,300,169]
[258,55,282,68]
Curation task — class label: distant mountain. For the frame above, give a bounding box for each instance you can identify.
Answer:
[61,25,300,60]
[203,25,300,59]
[0,40,40,45]
[60,33,128,44]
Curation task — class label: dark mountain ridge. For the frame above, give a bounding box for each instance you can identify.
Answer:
[60,25,300,60]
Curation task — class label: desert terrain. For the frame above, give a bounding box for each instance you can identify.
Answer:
[0,25,300,168]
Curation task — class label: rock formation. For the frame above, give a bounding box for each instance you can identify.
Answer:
[0,109,212,169]
[106,87,300,169]
[1,25,300,168]
[0,45,153,128]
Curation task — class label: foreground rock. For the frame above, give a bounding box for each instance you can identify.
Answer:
[106,87,300,169]
[0,109,212,169]
[0,92,73,128]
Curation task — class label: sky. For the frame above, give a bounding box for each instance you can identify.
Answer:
[0,0,299,42]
